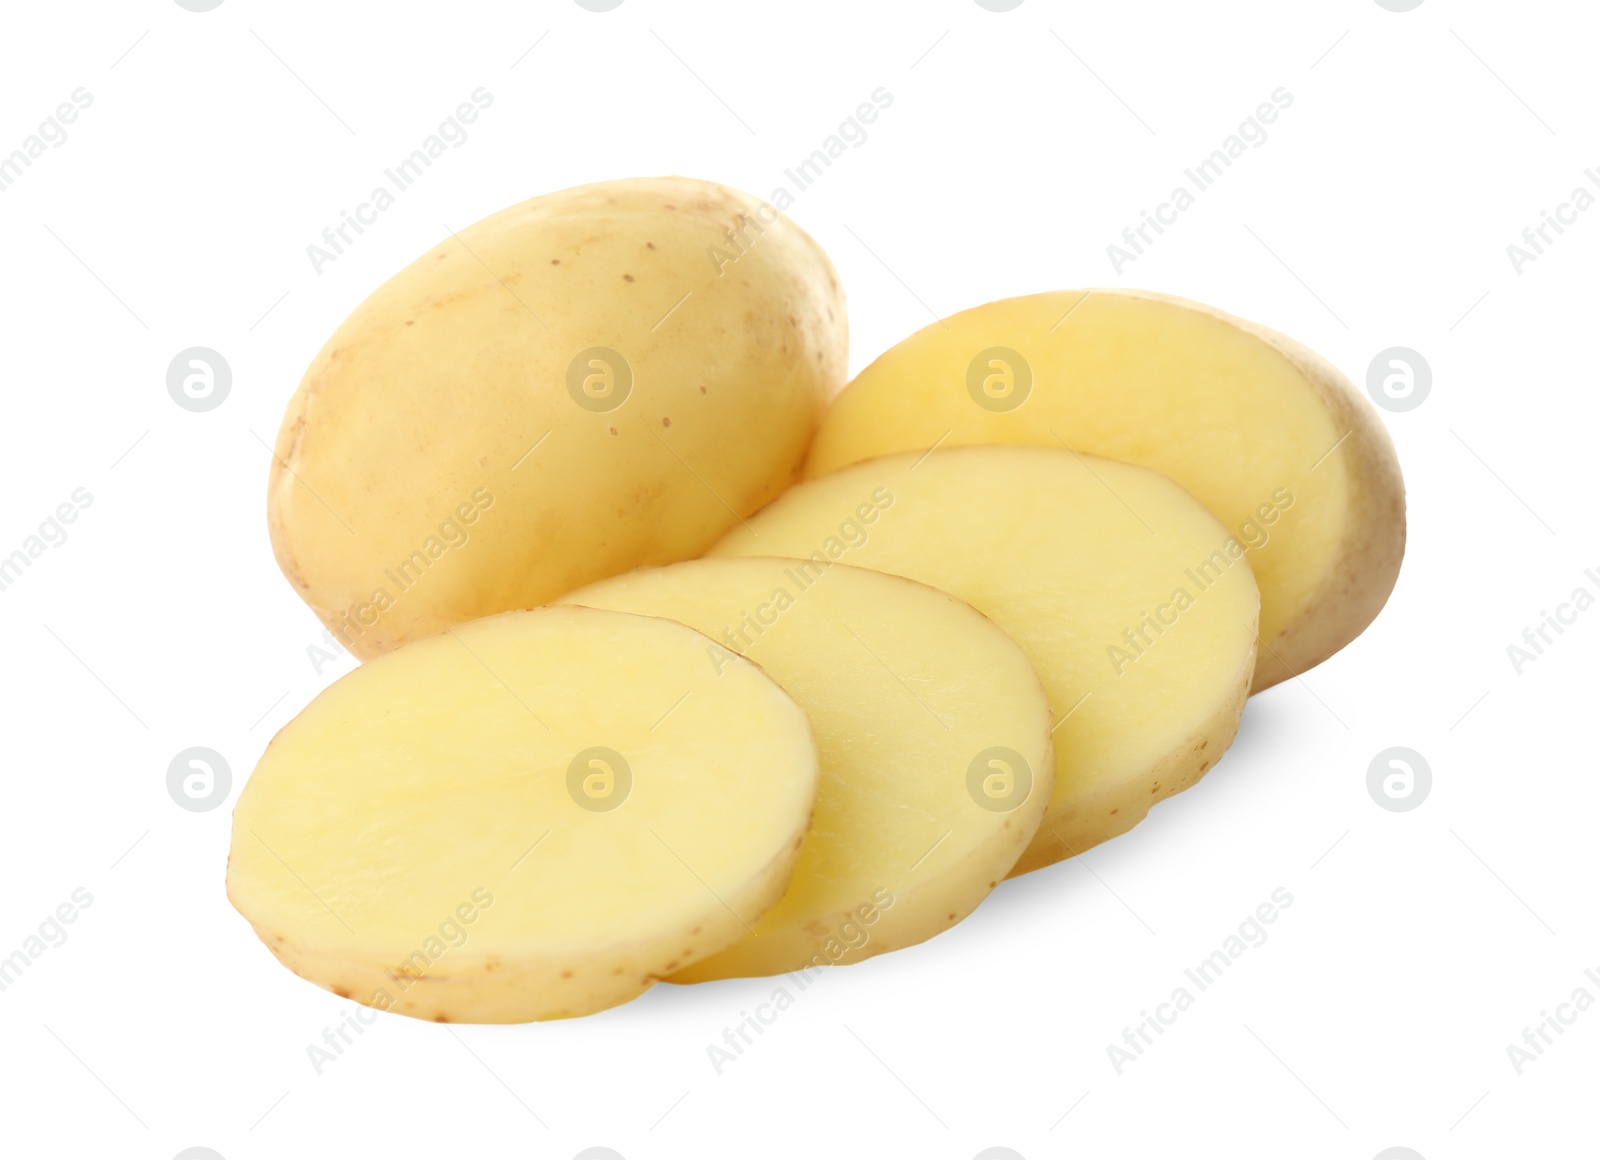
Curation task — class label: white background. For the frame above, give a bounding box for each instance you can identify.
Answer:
[1,1,1594,1158]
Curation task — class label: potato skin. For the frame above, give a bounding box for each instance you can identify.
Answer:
[1189,295,1405,692]
[269,176,847,659]
[1008,647,1251,876]
[238,814,812,1023]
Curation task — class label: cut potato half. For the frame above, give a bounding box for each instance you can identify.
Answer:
[564,558,1054,979]
[227,605,818,1022]
[712,446,1259,874]
[804,289,1403,691]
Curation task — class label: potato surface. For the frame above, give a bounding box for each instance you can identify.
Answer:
[227,605,819,1022]
[269,176,847,660]
[564,558,1053,978]
[804,290,1403,691]
[712,446,1259,873]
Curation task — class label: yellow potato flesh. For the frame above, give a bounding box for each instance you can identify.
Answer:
[269,176,847,659]
[227,605,818,1022]
[711,447,1259,873]
[564,558,1053,978]
[805,290,1403,690]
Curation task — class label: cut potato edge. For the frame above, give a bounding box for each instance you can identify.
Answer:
[804,287,1403,691]
[711,446,1260,874]
[560,557,1056,979]
[1011,637,1252,875]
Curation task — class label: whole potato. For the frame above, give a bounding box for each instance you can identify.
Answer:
[269,176,847,659]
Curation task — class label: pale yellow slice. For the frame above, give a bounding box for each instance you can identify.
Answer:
[563,558,1053,979]
[227,605,818,1022]
[712,446,1259,874]
[805,289,1404,690]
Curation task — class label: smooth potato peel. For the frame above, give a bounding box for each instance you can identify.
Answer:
[269,176,848,660]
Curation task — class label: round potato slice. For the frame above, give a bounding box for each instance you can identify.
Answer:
[711,446,1259,875]
[564,558,1054,980]
[804,289,1403,691]
[227,605,818,1023]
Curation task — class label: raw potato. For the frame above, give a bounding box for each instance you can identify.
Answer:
[227,605,819,1023]
[269,176,847,660]
[804,289,1403,691]
[712,446,1259,874]
[564,558,1054,979]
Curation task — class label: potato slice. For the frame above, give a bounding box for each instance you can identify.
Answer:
[563,558,1053,979]
[805,290,1403,691]
[226,605,818,1022]
[712,446,1259,874]
[269,176,847,660]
